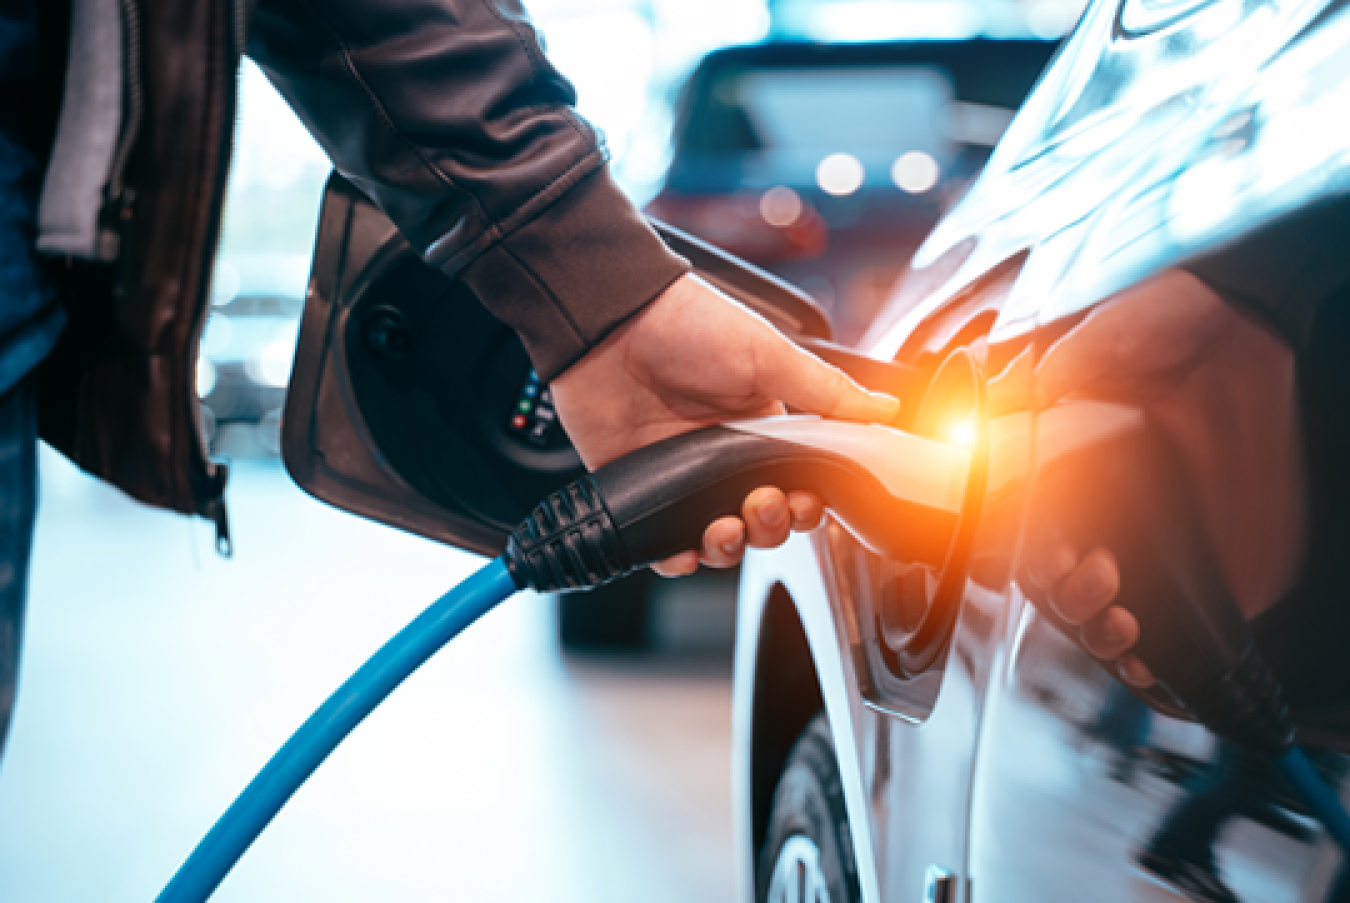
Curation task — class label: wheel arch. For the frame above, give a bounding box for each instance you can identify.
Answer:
[734,535,883,903]
[748,582,826,861]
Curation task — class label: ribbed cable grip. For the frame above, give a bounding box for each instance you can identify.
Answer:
[502,476,634,592]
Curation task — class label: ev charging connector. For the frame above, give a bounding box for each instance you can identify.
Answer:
[504,417,974,593]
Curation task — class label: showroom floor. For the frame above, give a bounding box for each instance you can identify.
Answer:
[0,452,736,902]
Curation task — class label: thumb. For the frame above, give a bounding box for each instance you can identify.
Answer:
[758,339,902,424]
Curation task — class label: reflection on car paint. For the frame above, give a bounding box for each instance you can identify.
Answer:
[736,0,1350,899]
[868,0,1350,361]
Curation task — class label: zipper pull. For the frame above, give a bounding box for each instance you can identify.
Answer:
[96,188,135,263]
[203,496,232,558]
[199,462,233,558]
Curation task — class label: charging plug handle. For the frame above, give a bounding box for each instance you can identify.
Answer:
[504,420,972,594]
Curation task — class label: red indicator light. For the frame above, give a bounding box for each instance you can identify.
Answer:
[510,414,528,430]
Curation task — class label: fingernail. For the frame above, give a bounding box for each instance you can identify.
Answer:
[873,394,901,418]
[761,500,786,527]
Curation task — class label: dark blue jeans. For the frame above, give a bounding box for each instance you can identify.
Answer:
[0,375,36,760]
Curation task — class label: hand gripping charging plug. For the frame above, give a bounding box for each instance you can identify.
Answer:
[503,418,975,593]
[156,415,977,903]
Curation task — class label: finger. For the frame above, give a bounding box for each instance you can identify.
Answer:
[1051,548,1120,625]
[1080,605,1140,660]
[1034,310,1120,409]
[652,550,699,578]
[1024,533,1078,591]
[701,517,746,568]
[1035,272,1229,408]
[758,341,902,425]
[743,486,792,549]
[985,347,1035,417]
[788,492,824,532]
[1117,654,1156,689]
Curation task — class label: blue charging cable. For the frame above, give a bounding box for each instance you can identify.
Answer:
[156,557,518,903]
[1278,748,1350,852]
[152,424,1350,900]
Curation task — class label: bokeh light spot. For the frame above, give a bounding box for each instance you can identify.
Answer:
[759,186,804,226]
[816,153,865,196]
[892,150,940,194]
[196,358,217,398]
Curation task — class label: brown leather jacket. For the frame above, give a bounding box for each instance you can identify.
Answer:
[40,0,687,548]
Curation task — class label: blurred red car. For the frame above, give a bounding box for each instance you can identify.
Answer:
[646,39,1057,343]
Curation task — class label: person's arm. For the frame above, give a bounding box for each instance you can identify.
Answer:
[246,0,687,381]
[247,0,899,571]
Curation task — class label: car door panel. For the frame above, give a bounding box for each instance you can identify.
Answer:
[967,280,1350,900]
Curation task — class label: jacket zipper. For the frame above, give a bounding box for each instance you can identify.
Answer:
[97,0,144,261]
[187,0,247,557]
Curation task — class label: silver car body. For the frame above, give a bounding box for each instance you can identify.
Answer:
[732,0,1350,899]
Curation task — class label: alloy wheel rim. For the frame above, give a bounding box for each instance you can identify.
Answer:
[768,834,832,903]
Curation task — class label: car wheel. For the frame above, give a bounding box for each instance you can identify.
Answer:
[557,570,654,650]
[759,714,861,903]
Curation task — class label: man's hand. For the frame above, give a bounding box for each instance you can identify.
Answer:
[551,273,901,577]
[986,271,1234,416]
[987,271,1245,690]
[1023,536,1155,688]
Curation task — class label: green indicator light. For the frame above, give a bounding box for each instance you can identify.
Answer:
[518,399,533,413]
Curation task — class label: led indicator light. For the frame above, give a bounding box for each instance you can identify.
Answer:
[510,413,528,430]
[517,399,533,413]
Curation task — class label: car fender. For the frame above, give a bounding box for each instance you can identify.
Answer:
[733,531,882,903]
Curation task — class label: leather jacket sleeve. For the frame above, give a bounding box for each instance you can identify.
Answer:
[247,0,688,380]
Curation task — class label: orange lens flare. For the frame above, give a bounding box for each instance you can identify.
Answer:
[948,418,979,448]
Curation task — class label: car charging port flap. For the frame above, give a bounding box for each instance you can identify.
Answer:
[875,348,988,676]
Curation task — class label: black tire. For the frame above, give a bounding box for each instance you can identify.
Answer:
[758,714,861,903]
[557,569,655,650]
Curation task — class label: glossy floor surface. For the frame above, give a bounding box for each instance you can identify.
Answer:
[0,451,734,902]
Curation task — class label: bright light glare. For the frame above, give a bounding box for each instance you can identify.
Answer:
[196,358,217,398]
[211,262,240,306]
[892,151,940,193]
[807,1,983,40]
[1169,153,1243,240]
[816,153,865,196]
[1027,1,1080,39]
[258,341,294,388]
[201,315,233,356]
[760,186,803,226]
[949,418,978,447]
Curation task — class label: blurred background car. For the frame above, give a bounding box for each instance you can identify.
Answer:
[646,38,1058,343]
